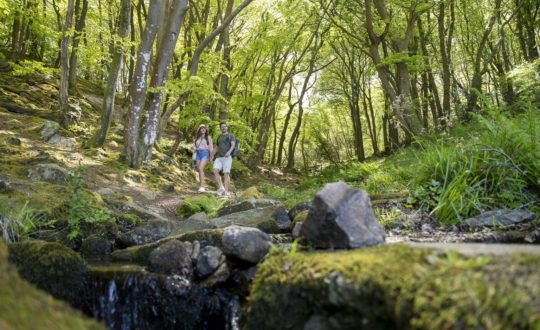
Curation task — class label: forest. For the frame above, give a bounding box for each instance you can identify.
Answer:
[0,0,539,329]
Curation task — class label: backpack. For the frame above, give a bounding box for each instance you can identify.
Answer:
[227,135,239,157]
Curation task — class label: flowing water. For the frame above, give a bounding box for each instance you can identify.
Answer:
[77,264,240,330]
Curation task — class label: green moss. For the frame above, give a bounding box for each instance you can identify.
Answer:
[245,244,540,330]
[291,210,308,228]
[8,240,88,304]
[176,195,223,218]
[239,187,265,201]
[0,241,103,329]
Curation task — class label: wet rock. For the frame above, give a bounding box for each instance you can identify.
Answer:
[465,209,536,228]
[200,262,230,287]
[222,226,270,263]
[80,236,113,261]
[213,206,291,234]
[27,163,72,185]
[292,222,303,239]
[8,241,88,303]
[197,246,225,278]
[117,220,175,247]
[300,182,385,249]
[217,199,283,217]
[289,200,313,220]
[148,240,193,276]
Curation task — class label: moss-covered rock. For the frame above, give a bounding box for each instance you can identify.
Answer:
[244,244,540,330]
[8,240,88,304]
[238,187,264,201]
[177,195,223,218]
[111,229,224,264]
[0,241,102,329]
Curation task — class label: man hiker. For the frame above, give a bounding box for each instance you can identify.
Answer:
[211,122,236,196]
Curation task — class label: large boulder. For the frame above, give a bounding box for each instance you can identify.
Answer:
[300,182,385,249]
[80,235,113,261]
[7,241,88,303]
[222,226,270,263]
[0,241,103,329]
[148,240,193,276]
[117,220,176,247]
[40,121,76,149]
[217,199,282,217]
[244,244,540,330]
[288,200,313,220]
[27,163,72,185]
[465,209,536,228]
[213,206,291,234]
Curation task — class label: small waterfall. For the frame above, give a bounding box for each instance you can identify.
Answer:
[77,264,240,330]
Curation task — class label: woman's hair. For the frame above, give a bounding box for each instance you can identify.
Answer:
[195,125,210,145]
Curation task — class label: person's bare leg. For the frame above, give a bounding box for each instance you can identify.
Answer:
[224,173,230,193]
[198,159,208,187]
[214,170,224,190]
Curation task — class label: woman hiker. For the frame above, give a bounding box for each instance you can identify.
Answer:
[192,124,213,192]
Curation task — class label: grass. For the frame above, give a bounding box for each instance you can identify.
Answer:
[0,201,41,243]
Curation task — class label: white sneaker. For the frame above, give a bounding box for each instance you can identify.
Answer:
[198,187,206,193]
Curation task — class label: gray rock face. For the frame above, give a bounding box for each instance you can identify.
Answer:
[40,121,60,141]
[196,246,225,278]
[118,220,175,247]
[465,209,535,228]
[222,225,270,263]
[213,206,291,234]
[200,262,230,287]
[289,200,313,220]
[300,182,385,249]
[217,199,283,217]
[292,222,303,239]
[27,163,72,185]
[149,240,193,276]
[40,121,76,149]
[170,212,217,235]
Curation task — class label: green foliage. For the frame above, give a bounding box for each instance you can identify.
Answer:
[0,201,40,243]
[408,109,539,224]
[176,195,223,218]
[10,60,58,78]
[66,167,113,240]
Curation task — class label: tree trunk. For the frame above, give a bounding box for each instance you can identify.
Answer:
[125,0,162,168]
[68,0,89,92]
[86,0,131,148]
[59,0,75,128]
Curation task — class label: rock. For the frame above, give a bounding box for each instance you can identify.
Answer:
[300,182,385,249]
[27,163,72,185]
[102,193,168,222]
[292,222,303,239]
[111,229,225,264]
[148,240,193,276]
[97,187,114,195]
[421,224,434,233]
[80,236,113,261]
[141,190,157,201]
[200,262,230,287]
[217,199,282,217]
[238,187,264,201]
[47,134,77,149]
[288,200,313,220]
[191,240,201,262]
[196,245,225,278]
[222,226,270,263]
[4,136,21,145]
[117,220,176,247]
[40,121,60,141]
[0,179,13,194]
[213,206,291,234]
[465,209,535,228]
[0,241,103,329]
[244,244,540,330]
[291,209,309,231]
[170,212,217,235]
[7,241,88,304]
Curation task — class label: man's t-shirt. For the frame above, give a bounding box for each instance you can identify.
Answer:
[216,133,236,157]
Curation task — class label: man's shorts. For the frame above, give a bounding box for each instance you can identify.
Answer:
[213,156,232,173]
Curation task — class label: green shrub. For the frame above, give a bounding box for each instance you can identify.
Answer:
[66,167,114,240]
[176,195,223,218]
